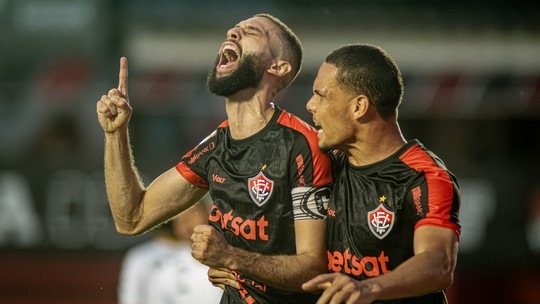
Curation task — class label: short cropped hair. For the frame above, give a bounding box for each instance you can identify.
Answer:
[255,13,303,90]
[325,44,404,119]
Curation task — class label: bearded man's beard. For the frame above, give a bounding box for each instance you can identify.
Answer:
[206,54,266,97]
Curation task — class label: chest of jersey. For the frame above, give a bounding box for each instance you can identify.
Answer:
[327,160,423,277]
[204,127,306,256]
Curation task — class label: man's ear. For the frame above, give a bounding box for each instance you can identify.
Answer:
[353,95,371,120]
[267,60,292,78]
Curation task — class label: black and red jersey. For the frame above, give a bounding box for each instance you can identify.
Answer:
[176,107,332,304]
[327,140,461,304]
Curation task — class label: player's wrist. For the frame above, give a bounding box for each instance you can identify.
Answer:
[104,129,130,142]
[360,280,383,301]
[224,246,259,272]
[223,246,241,270]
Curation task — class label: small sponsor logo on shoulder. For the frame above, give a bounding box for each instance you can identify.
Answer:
[248,171,274,207]
[368,204,395,239]
[187,142,215,165]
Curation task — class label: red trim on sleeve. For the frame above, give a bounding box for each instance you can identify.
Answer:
[400,144,460,238]
[276,111,332,186]
[175,162,209,189]
[217,120,229,128]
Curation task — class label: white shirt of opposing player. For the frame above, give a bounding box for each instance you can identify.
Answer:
[119,240,223,304]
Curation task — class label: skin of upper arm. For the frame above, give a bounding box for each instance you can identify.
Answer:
[135,167,208,233]
[413,225,459,279]
[294,219,327,270]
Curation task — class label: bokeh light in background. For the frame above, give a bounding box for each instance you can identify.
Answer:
[0,0,538,303]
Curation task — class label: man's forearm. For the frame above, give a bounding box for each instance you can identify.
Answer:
[104,130,145,234]
[227,247,327,292]
[362,248,456,301]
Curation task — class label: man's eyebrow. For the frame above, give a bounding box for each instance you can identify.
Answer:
[236,23,264,34]
[313,89,324,96]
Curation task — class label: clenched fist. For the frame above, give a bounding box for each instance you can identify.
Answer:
[191,224,234,268]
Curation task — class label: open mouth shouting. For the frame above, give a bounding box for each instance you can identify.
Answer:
[217,42,241,73]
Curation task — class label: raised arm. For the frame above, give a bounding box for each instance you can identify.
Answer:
[96,57,207,235]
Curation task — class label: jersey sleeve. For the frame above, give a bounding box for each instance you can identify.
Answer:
[410,174,461,238]
[401,144,461,238]
[285,116,333,221]
[175,130,218,190]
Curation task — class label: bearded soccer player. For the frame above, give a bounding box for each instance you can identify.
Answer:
[302,44,461,304]
[96,14,332,304]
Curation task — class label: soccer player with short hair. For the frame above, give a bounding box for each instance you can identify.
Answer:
[97,13,332,304]
[302,44,461,304]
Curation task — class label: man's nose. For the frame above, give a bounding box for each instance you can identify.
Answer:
[227,28,241,41]
[306,97,315,113]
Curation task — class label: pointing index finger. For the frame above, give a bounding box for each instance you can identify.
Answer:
[118,57,129,97]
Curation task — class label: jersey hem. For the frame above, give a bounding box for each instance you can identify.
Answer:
[175,162,209,189]
[415,219,461,240]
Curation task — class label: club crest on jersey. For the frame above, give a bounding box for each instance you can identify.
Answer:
[368,204,395,240]
[248,171,274,207]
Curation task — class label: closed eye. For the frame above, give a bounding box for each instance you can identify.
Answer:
[236,24,263,36]
[245,25,262,35]
[313,89,325,101]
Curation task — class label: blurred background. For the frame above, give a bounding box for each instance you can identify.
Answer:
[0,0,539,303]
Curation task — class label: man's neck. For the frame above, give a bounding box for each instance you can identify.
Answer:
[346,120,406,167]
[224,91,276,140]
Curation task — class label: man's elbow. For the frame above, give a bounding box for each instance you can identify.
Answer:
[437,256,457,289]
[114,221,145,236]
[438,268,455,290]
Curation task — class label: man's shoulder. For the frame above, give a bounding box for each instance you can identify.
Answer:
[275,109,318,134]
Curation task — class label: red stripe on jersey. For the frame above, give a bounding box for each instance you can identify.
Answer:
[175,162,209,189]
[276,111,332,186]
[217,120,229,128]
[399,144,460,237]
